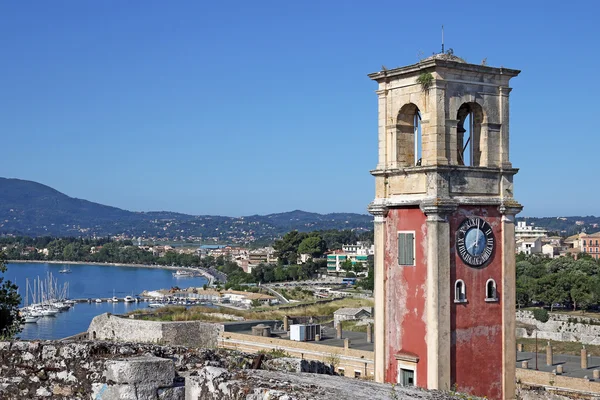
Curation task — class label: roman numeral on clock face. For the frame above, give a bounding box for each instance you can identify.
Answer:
[456,217,495,267]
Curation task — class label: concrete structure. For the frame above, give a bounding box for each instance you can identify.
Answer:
[333,307,372,327]
[367,53,521,399]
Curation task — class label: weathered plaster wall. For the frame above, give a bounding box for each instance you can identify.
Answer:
[384,207,428,385]
[87,313,222,348]
[449,206,503,399]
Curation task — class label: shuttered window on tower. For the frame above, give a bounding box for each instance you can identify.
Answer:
[398,232,415,266]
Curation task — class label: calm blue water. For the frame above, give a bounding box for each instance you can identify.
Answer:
[4,262,208,340]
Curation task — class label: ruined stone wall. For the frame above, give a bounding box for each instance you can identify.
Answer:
[219,331,374,378]
[87,313,222,348]
[0,340,237,399]
[516,368,600,397]
[517,310,600,344]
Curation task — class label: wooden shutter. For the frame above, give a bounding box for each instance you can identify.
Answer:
[398,232,415,266]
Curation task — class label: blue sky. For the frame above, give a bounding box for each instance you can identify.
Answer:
[0,1,597,217]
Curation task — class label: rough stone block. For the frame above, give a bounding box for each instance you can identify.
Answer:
[105,355,174,387]
[158,385,185,400]
[91,383,138,400]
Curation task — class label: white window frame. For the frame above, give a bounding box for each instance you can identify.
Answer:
[485,279,498,302]
[397,231,416,267]
[454,279,467,303]
[397,363,417,387]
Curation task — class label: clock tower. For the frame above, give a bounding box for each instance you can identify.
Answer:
[367,53,521,400]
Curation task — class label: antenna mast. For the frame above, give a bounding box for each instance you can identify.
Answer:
[441,25,445,54]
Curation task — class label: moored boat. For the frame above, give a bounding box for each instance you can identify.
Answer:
[173,269,194,278]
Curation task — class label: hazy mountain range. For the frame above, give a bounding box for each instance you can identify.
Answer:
[1,177,597,242]
[0,178,373,242]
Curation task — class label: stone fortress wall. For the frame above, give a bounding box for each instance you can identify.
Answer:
[0,340,479,400]
[516,310,600,345]
[87,313,222,348]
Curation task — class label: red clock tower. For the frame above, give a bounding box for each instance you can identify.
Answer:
[368,53,521,400]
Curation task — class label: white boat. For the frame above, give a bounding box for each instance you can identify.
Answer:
[95,298,102,303]
[23,314,40,323]
[41,308,59,316]
[107,298,113,303]
[124,296,134,303]
[59,266,72,274]
[112,296,119,303]
[173,269,194,278]
[148,303,166,308]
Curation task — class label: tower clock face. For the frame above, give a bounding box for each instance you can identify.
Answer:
[456,217,495,267]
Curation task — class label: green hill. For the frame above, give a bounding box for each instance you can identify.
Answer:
[0,178,372,241]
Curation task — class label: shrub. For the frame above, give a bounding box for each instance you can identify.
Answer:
[532,308,549,323]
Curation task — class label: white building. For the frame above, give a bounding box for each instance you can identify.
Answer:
[516,237,542,255]
[515,221,548,241]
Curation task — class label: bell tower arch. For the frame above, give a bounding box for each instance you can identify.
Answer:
[368,53,521,400]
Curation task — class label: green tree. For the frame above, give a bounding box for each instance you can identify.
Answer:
[297,235,327,258]
[273,231,307,265]
[565,271,593,311]
[0,253,22,339]
[340,258,353,272]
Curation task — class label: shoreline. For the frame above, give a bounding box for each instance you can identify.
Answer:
[6,260,216,283]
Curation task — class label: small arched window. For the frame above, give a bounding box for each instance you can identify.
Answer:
[454,280,466,303]
[485,279,498,302]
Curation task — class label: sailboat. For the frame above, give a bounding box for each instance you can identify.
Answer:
[21,279,40,324]
[112,289,118,303]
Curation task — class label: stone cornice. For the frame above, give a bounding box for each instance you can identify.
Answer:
[499,201,523,222]
[371,165,519,177]
[420,199,458,222]
[367,202,389,219]
[368,59,520,82]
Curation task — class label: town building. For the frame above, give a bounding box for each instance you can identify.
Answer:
[326,250,369,274]
[333,307,373,327]
[248,247,277,265]
[367,53,520,399]
[342,241,374,256]
[516,237,542,255]
[579,232,600,260]
[515,221,548,241]
[541,243,560,258]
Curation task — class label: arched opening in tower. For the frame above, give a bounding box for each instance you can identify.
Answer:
[396,103,422,167]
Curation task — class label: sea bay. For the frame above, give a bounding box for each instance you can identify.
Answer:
[5,262,208,340]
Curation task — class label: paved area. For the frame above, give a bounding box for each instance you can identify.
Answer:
[235,327,374,352]
[517,351,600,379]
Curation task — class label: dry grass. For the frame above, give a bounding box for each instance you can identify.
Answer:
[517,338,600,356]
[131,298,373,323]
